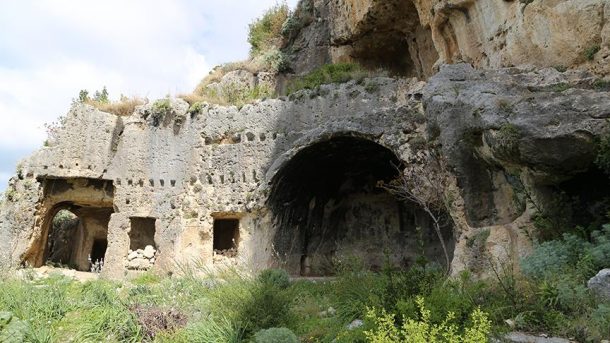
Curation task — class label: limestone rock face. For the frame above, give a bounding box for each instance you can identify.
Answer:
[284,0,610,77]
[424,64,610,275]
[3,78,450,278]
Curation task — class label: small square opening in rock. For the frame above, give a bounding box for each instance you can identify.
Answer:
[213,218,240,251]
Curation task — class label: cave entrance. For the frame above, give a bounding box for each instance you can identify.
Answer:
[269,136,454,276]
[44,205,112,272]
[547,167,610,237]
[347,0,438,78]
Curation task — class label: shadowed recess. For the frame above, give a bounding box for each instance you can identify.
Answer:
[268,136,453,276]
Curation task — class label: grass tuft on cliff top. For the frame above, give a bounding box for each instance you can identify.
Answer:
[287,63,379,94]
[77,87,145,116]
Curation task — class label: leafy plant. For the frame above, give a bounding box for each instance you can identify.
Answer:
[149,98,172,126]
[364,297,491,343]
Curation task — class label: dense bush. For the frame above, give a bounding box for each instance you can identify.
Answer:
[258,268,291,289]
[253,327,298,343]
[521,225,610,281]
[364,297,491,343]
[248,3,289,56]
[238,283,294,337]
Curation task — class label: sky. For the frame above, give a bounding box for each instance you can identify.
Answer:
[0,0,298,192]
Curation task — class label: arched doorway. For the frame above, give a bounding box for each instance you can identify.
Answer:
[41,203,112,272]
[268,136,454,275]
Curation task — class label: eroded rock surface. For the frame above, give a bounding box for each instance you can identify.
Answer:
[425,64,610,275]
[284,0,610,77]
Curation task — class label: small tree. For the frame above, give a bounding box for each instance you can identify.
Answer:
[380,150,452,270]
[78,89,90,103]
[93,86,109,104]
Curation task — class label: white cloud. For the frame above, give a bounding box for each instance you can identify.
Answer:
[0,0,298,191]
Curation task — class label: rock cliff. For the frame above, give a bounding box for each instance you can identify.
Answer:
[284,0,610,77]
[1,0,609,278]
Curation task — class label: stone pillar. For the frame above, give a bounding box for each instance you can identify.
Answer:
[102,213,130,279]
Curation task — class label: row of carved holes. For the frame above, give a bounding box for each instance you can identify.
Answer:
[206,170,259,185]
[43,165,102,172]
[204,132,279,145]
[117,179,176,187]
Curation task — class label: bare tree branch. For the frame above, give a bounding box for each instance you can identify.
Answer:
[379,150,452,271]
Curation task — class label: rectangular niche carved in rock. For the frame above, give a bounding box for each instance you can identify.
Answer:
[213,218,240,257]
[127,217,157,270]
[129,217,157,250]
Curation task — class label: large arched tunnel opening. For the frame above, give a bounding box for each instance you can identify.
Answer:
[268,136,454,276]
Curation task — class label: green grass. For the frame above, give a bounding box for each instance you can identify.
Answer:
[1,229,610,343]
[287,63,372,94]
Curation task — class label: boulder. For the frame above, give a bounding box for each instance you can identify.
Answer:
[587,269,610,300]
[127,251,138,261]
[143,245,156,259]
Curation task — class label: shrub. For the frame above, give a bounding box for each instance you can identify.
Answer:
[521,224,610,281]
[248,3,289,56]
[187,101,205,117]
[593,79,610,91]
[148,98,172,126]
[263,48,289,73]
[287,63,370,94]
[0,312,32,343]
[584,45,600,61]
[253,327,298,343]
[258,269,290,289]
[52,209,76,229]
[238,284,294,337]
[364,297,491,343]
